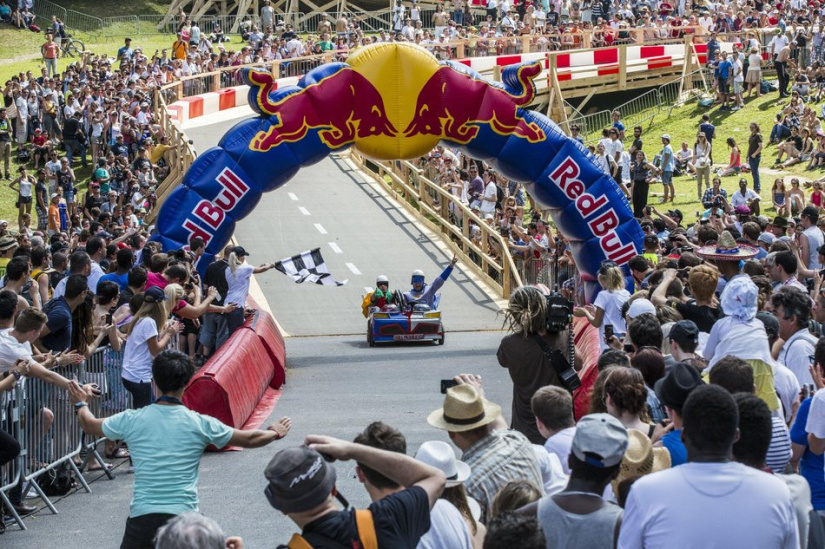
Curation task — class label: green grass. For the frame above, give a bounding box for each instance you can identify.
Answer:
[625,92,816,221]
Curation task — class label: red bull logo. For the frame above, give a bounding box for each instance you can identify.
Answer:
[403,61,546,144]
[246,68,397,152]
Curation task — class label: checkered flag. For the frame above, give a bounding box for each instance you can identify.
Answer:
[273,248,348,286]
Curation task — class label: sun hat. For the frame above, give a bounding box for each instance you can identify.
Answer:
[415,441,471,487]
[0,236,18,252]
[571,414,628,468]
[427,384,502,432]
[611,429,670,494]
[695,231,758,261]
[264,446,336,514]
[654,361,703,411]
[720,275,759,321]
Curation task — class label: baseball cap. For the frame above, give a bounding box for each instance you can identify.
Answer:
[661,133,671,141]
[667,208,683,220]
[627,298,656,319]
[734,204,751,215]
[668,320,699,349]
[264,446,336,513]
[144,285,167,303]
[571,414,628,468]
[655,362,703,411]
[233,246,249,257]
[757,232,775,245]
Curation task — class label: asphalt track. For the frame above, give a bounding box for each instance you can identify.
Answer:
[4,113,515,548]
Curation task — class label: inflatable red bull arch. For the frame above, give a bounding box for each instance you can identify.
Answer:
[152,42,643,291]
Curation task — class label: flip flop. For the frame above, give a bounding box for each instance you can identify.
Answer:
[87,461,113,472]
[106,448,130,459]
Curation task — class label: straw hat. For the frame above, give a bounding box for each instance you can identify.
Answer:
[611,429,671,494]
[695,230,758,261]
[427,385,501,432]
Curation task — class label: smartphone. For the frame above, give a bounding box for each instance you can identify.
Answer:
[604,324,614,340]
[440,379,459,394]
[509,215,516,224]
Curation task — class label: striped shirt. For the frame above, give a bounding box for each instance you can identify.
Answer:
[767,417,793,474]
[462,429,544,522]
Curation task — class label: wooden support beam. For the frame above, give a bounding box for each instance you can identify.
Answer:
[618,45,627,89]
[575,87,597,114]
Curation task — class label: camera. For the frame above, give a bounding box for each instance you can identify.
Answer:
[712,197,722,209]
[536,291,581,393]
[545,292,573,333]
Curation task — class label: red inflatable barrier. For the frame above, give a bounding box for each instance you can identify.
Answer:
[572,317,601,420]
[183,304,287,438]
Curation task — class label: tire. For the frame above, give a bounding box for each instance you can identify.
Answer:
[66,40,83,57]
[437,330,445,345]
[367,321,375,347]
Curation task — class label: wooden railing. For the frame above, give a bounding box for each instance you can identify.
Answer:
[348,151,522,298]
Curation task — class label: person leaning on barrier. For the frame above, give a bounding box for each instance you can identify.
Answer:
[497,286,582,444]
[68,350,292,549]
[0,358,35,516]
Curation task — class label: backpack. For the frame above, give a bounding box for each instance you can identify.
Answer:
[287,509,377,549]
[40,463,74,496]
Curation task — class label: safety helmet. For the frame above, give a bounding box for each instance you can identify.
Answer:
[411,269,425,284]
[376,275,389,284]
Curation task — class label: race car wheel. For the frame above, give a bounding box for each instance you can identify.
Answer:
[367,321,375,347]
[437,331,445,345]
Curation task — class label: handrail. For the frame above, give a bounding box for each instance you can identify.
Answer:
[348,150,522,298]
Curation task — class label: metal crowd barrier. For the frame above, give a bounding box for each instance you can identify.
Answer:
[0,345,133,531]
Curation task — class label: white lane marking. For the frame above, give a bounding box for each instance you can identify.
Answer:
[288,192,298,201]
[328,242,342,254]
[346,263,362,275]
[364,286,373,294]
[314,223,327,234]
[298,206,310,216]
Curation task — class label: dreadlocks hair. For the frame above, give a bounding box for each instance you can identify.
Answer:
[502,286,547,336]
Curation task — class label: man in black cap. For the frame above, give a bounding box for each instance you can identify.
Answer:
[655,362,703,467]
[770,216,789,238]
[650,206,682,230]
[264,436,445,548]
[665,320,701,372]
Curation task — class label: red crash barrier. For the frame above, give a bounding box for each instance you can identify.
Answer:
[572,317,600,420]
[183,305,287,431]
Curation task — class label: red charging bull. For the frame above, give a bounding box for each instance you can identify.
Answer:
[404,61,546,144]
[245,67,398,152]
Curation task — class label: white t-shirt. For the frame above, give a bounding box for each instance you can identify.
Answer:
[733,58,744,83]
[480,181,497,214]
[0,328,33,374]
[618,462,799,549]
[122,317,159,383]
[544,426,576,474]
[417,499,473,549]
[225,264,255,306]
[704,316,774,368]
[805,389,825,439]
[773,361,801,424]
[778,329,817,386]
[532,444,569,495]
[594,289,631,350]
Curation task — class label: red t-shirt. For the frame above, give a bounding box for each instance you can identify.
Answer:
[145,271,168,290]
[32,134,46,147]
[42,42,59,59]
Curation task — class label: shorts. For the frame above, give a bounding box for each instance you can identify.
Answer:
[17,196,31,205]
[718,80,730,94]
[64,190,74,203]
[182,316,199,336]
[120,513,176,549]
[661,171,673,185]
[198,311,228,350]
[733,81,743,94]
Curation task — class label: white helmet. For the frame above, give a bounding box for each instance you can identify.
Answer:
[411,269,425,284]
[376,275,389,284]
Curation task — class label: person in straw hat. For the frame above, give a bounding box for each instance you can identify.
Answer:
[518,414,628,548]
[612,429,670,508]
[428,378,544,522]
[694,230,758,294]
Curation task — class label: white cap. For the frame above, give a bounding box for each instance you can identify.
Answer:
[627,298,656,319]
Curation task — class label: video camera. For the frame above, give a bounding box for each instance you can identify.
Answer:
[535,290,581,393]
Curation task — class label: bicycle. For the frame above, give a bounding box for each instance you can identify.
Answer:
[60,33,85,58]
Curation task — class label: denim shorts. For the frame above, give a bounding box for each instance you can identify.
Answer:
[661,171,673,185]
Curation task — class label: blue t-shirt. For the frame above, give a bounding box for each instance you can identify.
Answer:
[661,144,675,172]
[661,428,687,466]
[102,404,234,517]
[99,271,129,291]
[699,122,715,142]
[41,296,72,352]
[790,397,825,510]
[718,60,732,80]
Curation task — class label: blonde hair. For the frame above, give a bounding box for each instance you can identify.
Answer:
[502,286,547,336]
[126,297,169,336]
[164,283,184,304]
[688,264,719,302]
[228,251,243,277]
[598,265,625,292]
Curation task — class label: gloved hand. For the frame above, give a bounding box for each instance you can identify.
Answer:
[374,288,385,298]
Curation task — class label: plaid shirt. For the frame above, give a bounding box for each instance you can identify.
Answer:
[462,429,544,521]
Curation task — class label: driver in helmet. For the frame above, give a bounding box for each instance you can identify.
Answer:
[403,254,459,309]
[370,275,397,309]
